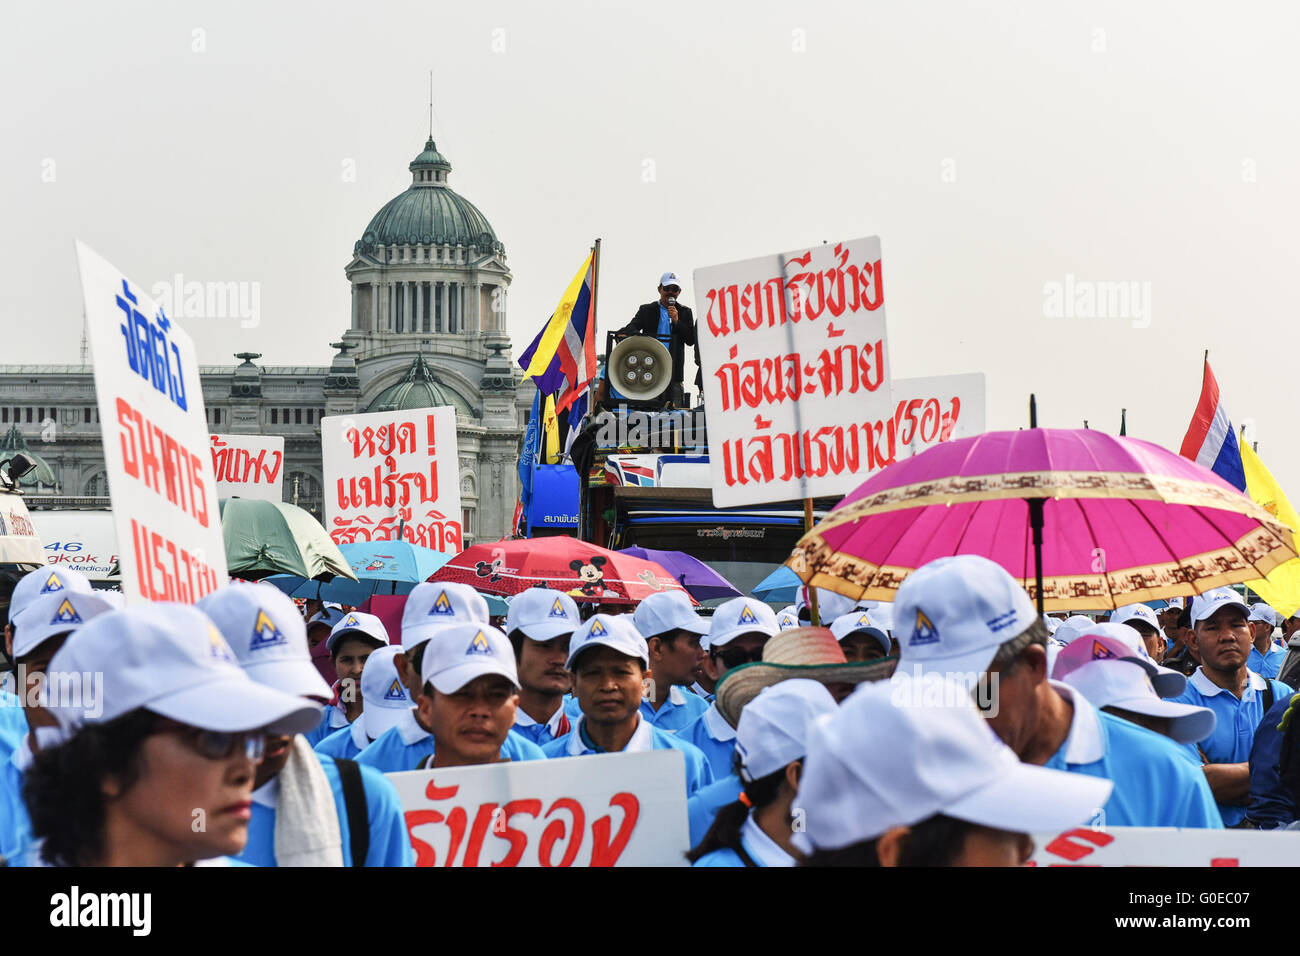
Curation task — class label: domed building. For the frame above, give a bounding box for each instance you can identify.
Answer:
[0,137,533,546]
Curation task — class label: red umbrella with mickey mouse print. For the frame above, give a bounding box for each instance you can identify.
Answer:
[427,537,696,605]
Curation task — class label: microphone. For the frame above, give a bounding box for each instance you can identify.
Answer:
[667,296,676,307]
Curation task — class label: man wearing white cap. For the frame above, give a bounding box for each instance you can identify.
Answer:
[541,614,713,795]
[302,611,391,748]
[796,673,1112,866]
[1246,603,1286,679]
[198,583,414,866]
[358,623,544,772]
[678,597,779,780]
[633,591,711,732]
[0,589,114,865]
[1169,587,1293,827]
[315,646,411,760]
[829,610,892,661]
[894,555,1222,828]
[504,588,582,745]
[619,272,698,399]
[394,582,489,697]
[775,607,799,631]
[1111,603,1166,663]
[688,680,836,867]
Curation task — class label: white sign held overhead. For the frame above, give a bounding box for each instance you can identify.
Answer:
[321,407,463,552]
[74,241,228,603]
[695,236,893,507]
[210,433,284,502]
[888,373,986,461]
[0,493,44,566]
[388,750,690,867]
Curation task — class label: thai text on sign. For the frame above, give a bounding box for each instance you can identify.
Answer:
[210,434,284,501]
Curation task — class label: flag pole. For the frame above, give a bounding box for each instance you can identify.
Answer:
[1029,394,1046,616]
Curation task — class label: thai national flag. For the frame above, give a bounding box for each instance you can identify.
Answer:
[1179,359,1246,491]
[518,251,597,414]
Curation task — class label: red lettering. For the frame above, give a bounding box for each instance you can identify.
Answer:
[462,802,499,868]
[589,792,640,867]
[116,398,140,479]
[1043,828,1114,862]
[491,799,542,868]
[538,798,585,867]
[403,810,444,867]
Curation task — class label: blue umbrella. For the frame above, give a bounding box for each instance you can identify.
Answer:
[267,541,454,604]
[752,565,802,603]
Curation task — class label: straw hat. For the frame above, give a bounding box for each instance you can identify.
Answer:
[715,626,896,726]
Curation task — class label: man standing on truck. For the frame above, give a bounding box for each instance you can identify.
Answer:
[618,272,699,404]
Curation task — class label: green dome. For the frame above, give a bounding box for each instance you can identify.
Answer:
[354,138,503,257]
[365,353,475,418]
[0,425,57,488]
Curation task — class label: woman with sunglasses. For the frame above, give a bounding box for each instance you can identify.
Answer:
[22,603,321,867]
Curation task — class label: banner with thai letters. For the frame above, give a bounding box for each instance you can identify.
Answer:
[1030,826,1300,866]
[74,240,227,603]
[320,407,462,552]
[888,373,986,461]
[694,236,893,507]
[387,750,690,867]
[210,433,284,501]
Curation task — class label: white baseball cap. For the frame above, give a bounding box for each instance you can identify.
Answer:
[1049,628,1186,698]
[634,590,708,640]
[776,607,800,631]
[12,591,115,660]
[709,597,779,649]
[307,605,346,632]
[420,623,519,695]
[10,567,94,622]
[1248,603,1279,627]
[659,271,683,289]
[506,588,581,642]
[1053,615,1099,646]
[44,604,322,736]
[734,679,837,783]
[197,583,333,702]
[1112,604,1160,632]
[401,582,489,651]
[1165,597,1185,610]
[326,610,390,655]
[565,614,649,670]
[795,674,1113,851]
[1191,587,1250,625]
[358,645,412,742]
[796,586,856,623]
[894,555,1038,684]
[1062,659,1216,745]
[862,602,893,633]
[829,611,890,657]
[1042,615,1061,636]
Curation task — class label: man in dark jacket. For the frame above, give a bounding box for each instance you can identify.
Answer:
[618,272,699,402]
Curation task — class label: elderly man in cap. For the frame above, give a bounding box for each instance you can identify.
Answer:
[504,588,583,746]
[618,271,699,401]
[358,622,544,772]
[314,646,411,760]
[0,588,114,865]
[1245,604,1286,679]
[303,611,390,748]
[198,583,414,866]
[541,614,712,795]
[895,555,1222,828]
[1168,588,1293,827]
[634,591,711,731]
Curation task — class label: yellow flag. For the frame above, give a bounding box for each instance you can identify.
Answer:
[542,394,560,465]
[1241,436,1300,617]
[521,252,594,382]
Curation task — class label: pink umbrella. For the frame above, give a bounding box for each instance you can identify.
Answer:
[789,427,1296,611]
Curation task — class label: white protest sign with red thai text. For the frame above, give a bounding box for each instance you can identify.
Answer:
[1029,826,1300,865]
[210,433,284,501]
[387,750,690,867]
[75,240,227,603]
[321,406,462,552]
[888,373,985,461]
[695,236,893,507]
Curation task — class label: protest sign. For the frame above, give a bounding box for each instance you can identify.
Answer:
[1029,826,1300,866]
[695,237,893,507]
[0,493,44,565]
[210,433,284,501]
[74,241,227,603]
[888,373,986,460]
[387,750,690,867]
[30,510,120,580]
[320,407,462,552]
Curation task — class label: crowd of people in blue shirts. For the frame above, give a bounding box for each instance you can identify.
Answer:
[3,553,1300,868]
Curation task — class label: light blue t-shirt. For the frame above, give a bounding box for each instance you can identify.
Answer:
[234,751,414,867]
[639,685,710,734]
[0,753,30,865]
[355,718,545,774]
[1046,681,1222,829]
[657,303,671,339]
[315,724,366,761]
[541,716,713,797]
[678,706,737,781]
[688,774,743,847]
[1249,646,1287,680]
[1171,668,1290,826]
[0,692,27,759]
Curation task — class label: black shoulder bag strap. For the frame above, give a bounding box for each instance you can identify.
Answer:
[334,758,370,867]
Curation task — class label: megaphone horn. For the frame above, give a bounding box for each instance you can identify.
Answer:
[608,335,672,403]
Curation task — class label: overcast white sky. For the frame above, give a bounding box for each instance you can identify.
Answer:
[5,1,1300,488]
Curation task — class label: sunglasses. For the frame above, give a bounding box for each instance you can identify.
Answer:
[712,645,765,669]
[154,716,267,762]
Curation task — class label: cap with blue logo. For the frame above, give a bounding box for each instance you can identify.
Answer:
[10,567,95,623]
[197,582,333,703]
[326,610,390,655]
[894,555,1038,684]
[358,644,412,742]
[1191,587,1250,626]
[1062,659,1216,745]
[1248,603,1279,627]
[659,271,683,290]
[1049,627,1186,698]
[776,606,800,631]
[829,610,890,657]
[44,603,322,737]
[1112,604,1160,632]
[307,604,347,633]
[506,588,580,642]
[401,582,490,652]
[565,614,649,670]
[633,590,708,641]
[420,622,519,695]
[709,597,779,650]
[734,679,837,784]
[11,591,115,660]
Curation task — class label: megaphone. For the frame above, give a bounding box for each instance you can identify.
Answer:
[607,335,672,407]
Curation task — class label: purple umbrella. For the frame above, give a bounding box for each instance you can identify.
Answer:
[618,547,742,601]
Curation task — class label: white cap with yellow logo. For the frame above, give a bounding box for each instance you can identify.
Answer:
[420,623,518,694]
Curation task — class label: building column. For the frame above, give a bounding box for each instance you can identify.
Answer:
[415,281,424,333]
[472,280,482,334]
[370,282,377,331]
[350,284,357,330]
[441,282,450,333]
